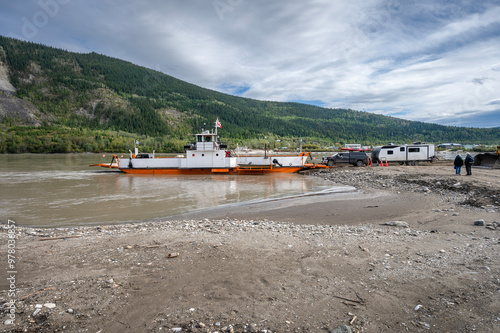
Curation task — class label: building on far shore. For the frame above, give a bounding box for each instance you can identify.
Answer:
[437,143,462,149]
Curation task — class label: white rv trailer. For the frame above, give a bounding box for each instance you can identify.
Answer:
[371,142,436,165]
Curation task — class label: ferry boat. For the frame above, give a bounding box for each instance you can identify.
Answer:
[91,120,324,174]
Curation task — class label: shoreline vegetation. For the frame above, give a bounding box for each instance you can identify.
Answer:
[0,126,188,154]
[1,125,498,155]
[1,164,499,332]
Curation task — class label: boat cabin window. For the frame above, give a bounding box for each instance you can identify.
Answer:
[400,147,405,152]
[387,150,394,155]
[196,135,213,142]
[409,148,420,153]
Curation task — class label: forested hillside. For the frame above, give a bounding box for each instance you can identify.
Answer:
[0,35,498,153]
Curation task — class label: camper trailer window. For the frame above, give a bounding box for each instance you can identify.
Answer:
[400,147,405,152]
[409,148,420,153]
[387,150,394,155]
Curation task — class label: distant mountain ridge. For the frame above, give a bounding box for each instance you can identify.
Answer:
[0,35,498,153]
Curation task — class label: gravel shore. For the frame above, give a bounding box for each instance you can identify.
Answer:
[1,163,499,332]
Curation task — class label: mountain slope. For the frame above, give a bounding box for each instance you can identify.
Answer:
[0,35,498,153]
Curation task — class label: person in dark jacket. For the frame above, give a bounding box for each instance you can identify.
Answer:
[454,154,463,175]
[464,152,474,176]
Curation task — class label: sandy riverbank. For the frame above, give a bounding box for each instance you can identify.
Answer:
[1,163,499,332]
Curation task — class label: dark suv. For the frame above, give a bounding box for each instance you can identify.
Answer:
[322,151,369,167]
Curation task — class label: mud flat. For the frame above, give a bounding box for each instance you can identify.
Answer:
[1,163,499,332]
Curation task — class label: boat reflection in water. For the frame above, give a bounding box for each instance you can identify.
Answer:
[101,173,337,223]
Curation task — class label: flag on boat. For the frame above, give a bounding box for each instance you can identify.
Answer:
[135,140,140,145]
[216,118,222,128]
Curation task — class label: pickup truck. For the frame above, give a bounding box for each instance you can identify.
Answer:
[322,152,369,167]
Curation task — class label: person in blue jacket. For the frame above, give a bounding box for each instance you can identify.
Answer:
[454,153,463,175]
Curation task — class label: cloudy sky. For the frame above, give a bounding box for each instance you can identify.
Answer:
[1,0,500,128]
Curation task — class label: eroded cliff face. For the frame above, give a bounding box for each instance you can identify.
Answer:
[0,60,16,94]
[0,59,43,125]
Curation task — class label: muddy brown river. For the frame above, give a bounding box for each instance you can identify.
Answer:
[0,154,351,227]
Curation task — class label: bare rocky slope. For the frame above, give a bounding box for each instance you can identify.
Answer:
[0,59,42,126]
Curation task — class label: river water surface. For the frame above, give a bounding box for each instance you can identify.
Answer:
[0,154,348,227]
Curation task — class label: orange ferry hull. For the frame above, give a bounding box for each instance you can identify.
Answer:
[120,166,305,175]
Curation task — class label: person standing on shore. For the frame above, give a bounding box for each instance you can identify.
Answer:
[464,152,474,176]
[454,153,463,175]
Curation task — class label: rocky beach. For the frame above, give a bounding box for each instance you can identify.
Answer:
[1,162,499,332]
